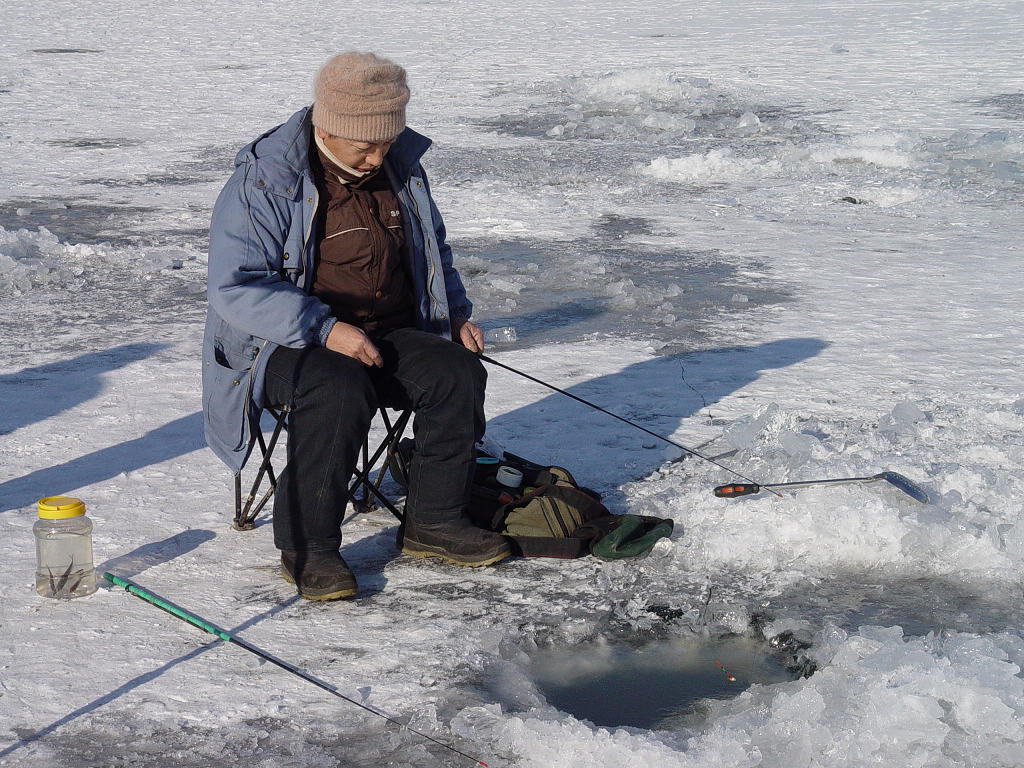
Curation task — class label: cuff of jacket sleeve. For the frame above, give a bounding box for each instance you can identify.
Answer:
[316,316,337,346]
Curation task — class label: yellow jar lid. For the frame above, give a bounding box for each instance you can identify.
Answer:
[38,496,86,519]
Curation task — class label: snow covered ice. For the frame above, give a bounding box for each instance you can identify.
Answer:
[1,0,1023,766]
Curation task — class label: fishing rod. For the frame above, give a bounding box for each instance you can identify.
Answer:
[103,573,490,767]
[715,471,929,504]
[480,355,929,504]
[479,354,782,496]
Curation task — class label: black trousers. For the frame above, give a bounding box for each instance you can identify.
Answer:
[263,327,487,553]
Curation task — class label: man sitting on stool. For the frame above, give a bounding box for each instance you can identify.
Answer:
[202,51,512,600]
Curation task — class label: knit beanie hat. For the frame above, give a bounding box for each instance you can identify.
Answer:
[312,52,409,142]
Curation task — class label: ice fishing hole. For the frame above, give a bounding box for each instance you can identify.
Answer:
[529,635,799,730]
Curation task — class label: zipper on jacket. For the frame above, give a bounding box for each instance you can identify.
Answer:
[406,181,443,328]
[242,340,269,450]
[300,184,319,291]
[357,189,385,314]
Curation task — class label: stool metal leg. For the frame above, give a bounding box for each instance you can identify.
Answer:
[345,408,412,523]
[233,407,289,531]
[233,406,410,530]
[353,427,373,515]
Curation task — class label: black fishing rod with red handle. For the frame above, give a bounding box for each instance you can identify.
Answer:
[479,354,781,496]
[481,356,929,504]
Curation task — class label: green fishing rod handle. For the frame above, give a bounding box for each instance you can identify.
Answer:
[103,572,233,642]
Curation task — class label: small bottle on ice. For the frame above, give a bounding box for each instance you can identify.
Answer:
[34,497,98,599]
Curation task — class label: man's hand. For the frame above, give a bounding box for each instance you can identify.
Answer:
[452,318,484,354]
[325,322,384,367]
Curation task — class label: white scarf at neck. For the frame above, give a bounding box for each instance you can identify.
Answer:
[314,131,372,184]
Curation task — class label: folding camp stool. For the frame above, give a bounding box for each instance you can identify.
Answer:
[232,405,412,531]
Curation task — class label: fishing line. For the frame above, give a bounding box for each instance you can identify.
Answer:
[679,363,713,426]
[479,354,781,496]
[104,573,490,767]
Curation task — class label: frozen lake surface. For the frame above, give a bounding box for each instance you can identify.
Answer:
[1,1,1023,766]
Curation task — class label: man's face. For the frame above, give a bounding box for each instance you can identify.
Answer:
[316,128,395,172]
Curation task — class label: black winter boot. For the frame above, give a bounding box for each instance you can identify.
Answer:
[280,550,358,600]
[399,517,512,567]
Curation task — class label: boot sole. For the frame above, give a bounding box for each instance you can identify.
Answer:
[401,542,512,567]
[280,567,358,600]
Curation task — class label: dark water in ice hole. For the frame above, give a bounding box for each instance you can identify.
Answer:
[530,635,797,730]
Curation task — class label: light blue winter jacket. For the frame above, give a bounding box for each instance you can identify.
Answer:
[203,106,472,473]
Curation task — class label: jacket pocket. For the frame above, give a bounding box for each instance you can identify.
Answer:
[203,330,256,456]
[202,356,251,455]
[213,335,259,371]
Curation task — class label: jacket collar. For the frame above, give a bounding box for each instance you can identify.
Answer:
[385,127,432,181]
[235,106,432,184]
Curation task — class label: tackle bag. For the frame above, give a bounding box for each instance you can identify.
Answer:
[389,441,673,559]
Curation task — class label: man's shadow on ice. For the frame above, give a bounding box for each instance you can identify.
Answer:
[0,340,204,513]
[0,412,206,513]
[0,342,163,436]
[483,337,827,507]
